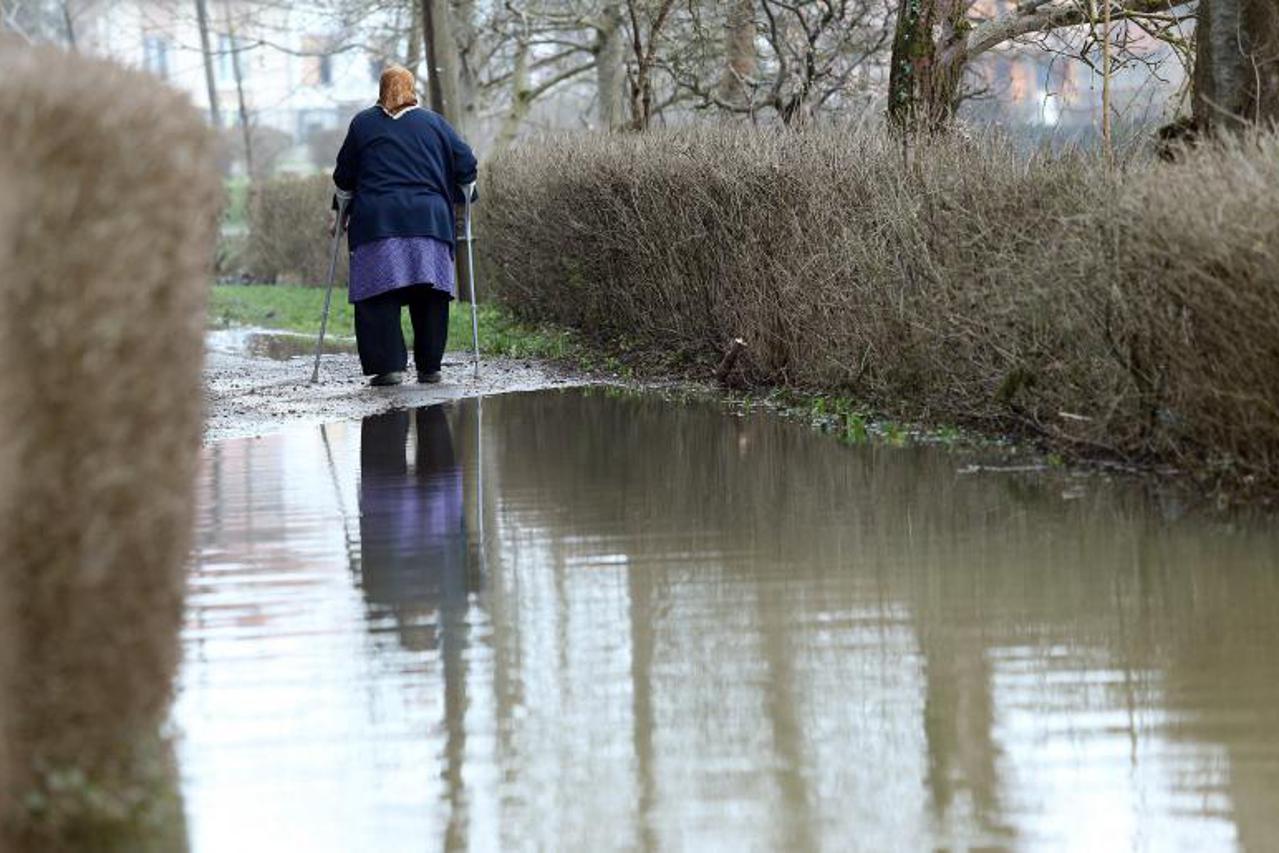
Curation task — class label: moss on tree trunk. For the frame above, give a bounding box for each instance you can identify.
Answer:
[887,0,971,134]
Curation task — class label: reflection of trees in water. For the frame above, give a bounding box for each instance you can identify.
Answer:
[471,388,1279,848]
[1128,527,1279,852]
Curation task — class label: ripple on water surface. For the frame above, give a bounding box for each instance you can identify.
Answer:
[177,388,1279,852]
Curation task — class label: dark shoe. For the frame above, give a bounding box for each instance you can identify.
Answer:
[369,371,404,387]
[418,371,442,384]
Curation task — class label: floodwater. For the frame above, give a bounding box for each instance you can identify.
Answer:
[178,389,1279,852]
[206,327,356,360]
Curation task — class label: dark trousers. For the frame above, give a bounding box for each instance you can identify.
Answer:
[354,284,450,376]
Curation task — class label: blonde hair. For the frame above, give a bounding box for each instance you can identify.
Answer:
[378,65,418,114]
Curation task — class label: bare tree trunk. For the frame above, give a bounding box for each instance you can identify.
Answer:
[886,0,970,134]
[422,0,463,130]
[493,23,531,152]
[194,0,222,128]
[454,0,479,136]
[422,0,447,115]
[223,4,253,179]
[626,0,677,131]
[422,0,470,297]
[781,95,813,127]
[406,0,422,74]
[596,2,626,128]
[1194,0,1279,129]
[421,0,444,114]
[1101,0,1112,153]
[61,0,75,50]
[718,0,755,105]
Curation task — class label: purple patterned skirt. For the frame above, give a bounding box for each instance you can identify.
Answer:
[349,236,456,303]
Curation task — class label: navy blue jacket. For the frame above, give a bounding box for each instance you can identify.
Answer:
[332,106,478,251]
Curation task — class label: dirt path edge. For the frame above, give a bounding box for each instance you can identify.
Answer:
[204,347,594,444]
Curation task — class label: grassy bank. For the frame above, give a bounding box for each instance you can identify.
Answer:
[481,127,1279,494]
[209,284,580,360]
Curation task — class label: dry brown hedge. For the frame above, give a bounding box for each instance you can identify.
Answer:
[245,174,347,285]
[480,126,1279,488]
[0,43,220,847]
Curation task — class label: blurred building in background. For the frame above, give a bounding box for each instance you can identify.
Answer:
[52,0,392,174]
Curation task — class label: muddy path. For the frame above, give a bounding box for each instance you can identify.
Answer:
[203,329,593,443]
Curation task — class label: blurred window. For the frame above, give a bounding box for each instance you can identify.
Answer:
[217,34,233,82]
[143,35,170,79]
[302,36,333,88]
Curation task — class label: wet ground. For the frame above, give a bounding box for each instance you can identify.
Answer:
[203,330,589,442]
[178,388,1279,852]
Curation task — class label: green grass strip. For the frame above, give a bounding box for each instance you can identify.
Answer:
[208,284,579,360]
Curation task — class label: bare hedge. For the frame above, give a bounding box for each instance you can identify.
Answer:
[0,41,219,845]
[481,127,1279,487]
[244,174,346,285]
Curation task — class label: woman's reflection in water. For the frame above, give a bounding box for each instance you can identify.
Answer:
[357,405,471,652]
[358,405,474,842]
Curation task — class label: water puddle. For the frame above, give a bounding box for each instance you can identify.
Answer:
[178,388,1279,851]
[207,327,356,360]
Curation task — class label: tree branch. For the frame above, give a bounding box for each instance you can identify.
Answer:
[966,0,1193,57]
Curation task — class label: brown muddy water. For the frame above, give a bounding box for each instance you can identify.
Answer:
[178,388,1279,852]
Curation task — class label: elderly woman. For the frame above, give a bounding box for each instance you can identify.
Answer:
[331,66,478,386]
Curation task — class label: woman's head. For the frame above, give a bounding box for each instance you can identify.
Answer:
[378,66,418,114]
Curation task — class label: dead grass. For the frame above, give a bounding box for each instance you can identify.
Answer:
[480,126,1279,491]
